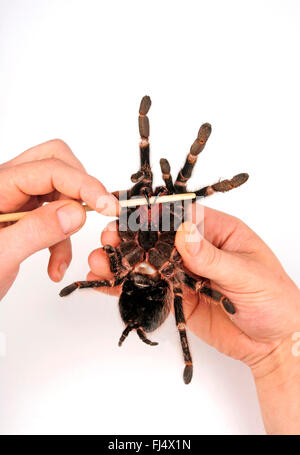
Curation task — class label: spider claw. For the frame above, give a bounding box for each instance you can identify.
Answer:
[232,172,249,187]
[104,244,115,254]
[137,328,158,346]
[59,283,78,297]
[139,95,151,116]
[148,341,159,346]
[222,298,236,315]
[159,158,171,174]
[142,189,151,209]
[183,364,193,384]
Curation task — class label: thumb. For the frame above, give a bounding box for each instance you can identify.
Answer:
[0,200,86,267]
[175,221,249,289]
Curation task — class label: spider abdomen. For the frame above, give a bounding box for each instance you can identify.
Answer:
[119,274,172,333]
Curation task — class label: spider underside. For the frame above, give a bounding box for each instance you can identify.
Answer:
[60,96,249,384]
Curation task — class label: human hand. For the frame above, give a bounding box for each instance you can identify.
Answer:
[174,205,300,435]
[87,204,300,368]
[0,139,118,300]
[87,204,300,434]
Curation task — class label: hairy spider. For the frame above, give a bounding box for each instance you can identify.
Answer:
[60,96,249,384]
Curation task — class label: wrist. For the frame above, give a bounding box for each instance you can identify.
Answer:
[251,335,300,434]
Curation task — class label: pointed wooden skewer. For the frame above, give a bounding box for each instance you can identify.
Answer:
[0,192,196,223]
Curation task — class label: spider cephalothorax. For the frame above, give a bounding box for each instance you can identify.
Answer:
[60,96,249,384]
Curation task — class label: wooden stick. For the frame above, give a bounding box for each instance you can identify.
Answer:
[0,193,196,223]
[119,192,196,208]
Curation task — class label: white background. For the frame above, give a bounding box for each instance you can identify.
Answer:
[0,0,299,435]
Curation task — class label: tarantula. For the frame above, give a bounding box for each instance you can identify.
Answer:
[60,96,248,384]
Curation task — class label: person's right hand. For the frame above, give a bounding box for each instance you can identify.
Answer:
[0,139,118,300]
[174,205,300,435]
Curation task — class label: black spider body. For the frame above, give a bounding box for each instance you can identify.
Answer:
[119,273,172,333]
[60,96,249,384]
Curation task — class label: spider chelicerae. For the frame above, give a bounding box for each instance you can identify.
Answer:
[60,96,249,384]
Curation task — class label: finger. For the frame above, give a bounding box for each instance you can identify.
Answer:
[100,220,120,247]
[175,221,251,289]
[191,203,246,249]
[1,139,86,172]
[185,293,252,359]
[0,264,19,300]
[48,238,72,282]
[86,271,121,297]
[88,248,113,278]
[0,158,118,215]
[191,203,280,267]
[0,200,86,267]
[47,193,77,281]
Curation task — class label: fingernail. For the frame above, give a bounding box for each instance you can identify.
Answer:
[184,223,202,256]
[57,262,68,281]
[57,203,85,234]
[96,194,119,216]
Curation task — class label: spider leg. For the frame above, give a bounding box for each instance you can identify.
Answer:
[174,123,212,193]
[180,271,201,290]
[160,158,175,194]
[200,286,236,315]
[118,325,135,346]
[59,278,124,297]
[174,268,236,315]
[148,244,180,278]
[130,96,153,196]
[195,173,249,198]
[149,240,195,384]
[59,239,135,298]
[173,286,193,384]
[136,327,158,346]
[118,239,145,268]
[153,186,168,200]
[103,244,124,275]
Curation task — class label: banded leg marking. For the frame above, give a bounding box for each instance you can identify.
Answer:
[59,279,119,297]
[173,287,193,384]
[130,95,153,193]
[200,286,236,315]
[174,123,212,193]
[195,173,249,198]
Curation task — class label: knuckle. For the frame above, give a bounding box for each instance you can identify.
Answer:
[85,173,99,185]
[230,214,241,225]
[47,139,85,172]
[42,157,65,168]
[202,241,221,270]
[83,173,105,192]
[49,138,71,152]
